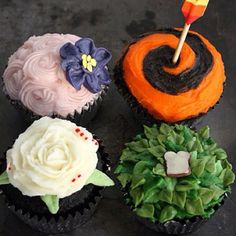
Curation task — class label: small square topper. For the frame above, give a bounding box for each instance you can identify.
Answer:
[164,151,191,177]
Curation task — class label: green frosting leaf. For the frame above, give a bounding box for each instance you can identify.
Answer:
[115,124,235,223]
[41,195,59,214]
[172,191,186,209]
[0,171,10,185]
[126,139,149,153]
[219,168,235,186]
[131,175,146,189]
[160,123,172,135]
[185,198,204,215]
[199,188,214,205]
[159,206,177,223]
[144,125,159,139]
[86,169,114,186]
[148,145,166,160]
[205,156,216,173]
[130,188,144,207]
[190,158,208,177]
[117,173,132,188]
[198,126,210,139]
[136,204,155,219]
[152,164,166,177]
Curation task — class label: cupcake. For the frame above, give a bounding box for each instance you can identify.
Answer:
[0,117,114,233]
[115,123,235,234]
[114,29,225,125]
[3,33,112,125]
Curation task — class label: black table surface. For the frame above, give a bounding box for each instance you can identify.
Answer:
[0,0,235,235]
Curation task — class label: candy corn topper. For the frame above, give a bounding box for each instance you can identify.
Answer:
[173,0,209,64]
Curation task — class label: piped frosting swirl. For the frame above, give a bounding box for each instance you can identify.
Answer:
[3,33,104,117]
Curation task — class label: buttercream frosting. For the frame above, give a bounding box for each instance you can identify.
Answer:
[3,33,103,117]
[6,117,99,198]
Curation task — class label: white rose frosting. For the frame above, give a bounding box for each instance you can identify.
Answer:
[3,33,102,117]
[6,117,99,198]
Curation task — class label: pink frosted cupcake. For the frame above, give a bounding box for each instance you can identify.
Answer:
[3,33,112,125]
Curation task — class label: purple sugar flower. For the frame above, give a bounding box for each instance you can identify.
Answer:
[60,38,112,93]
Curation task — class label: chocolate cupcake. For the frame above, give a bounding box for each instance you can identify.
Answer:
[115,123,235,234]
[0,117,114,233]
[2,34,112,125]
[114,29,225,126]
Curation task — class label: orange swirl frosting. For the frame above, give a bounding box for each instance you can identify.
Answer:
[122,30,225,123]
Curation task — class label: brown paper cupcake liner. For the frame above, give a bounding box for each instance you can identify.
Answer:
[0,138,112,234]
[120,187,227,235]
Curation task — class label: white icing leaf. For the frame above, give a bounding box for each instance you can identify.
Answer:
[86,169,114,186]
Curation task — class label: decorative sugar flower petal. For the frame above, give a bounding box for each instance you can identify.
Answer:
[94,68,111,85]
[83,73,101,93]
[61,56,81,71]
[92,47,112,67]
[75,38,96,55]
[60,42,80,59]
[67,68,85,90]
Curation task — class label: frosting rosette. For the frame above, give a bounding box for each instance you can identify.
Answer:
[3,33,110,118]
[0,117,114,214]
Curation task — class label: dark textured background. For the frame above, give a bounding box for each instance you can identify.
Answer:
[0,0,235,235]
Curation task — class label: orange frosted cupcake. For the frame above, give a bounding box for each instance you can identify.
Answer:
[114,29,225,125]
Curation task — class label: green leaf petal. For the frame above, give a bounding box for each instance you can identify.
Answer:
[135,204,155,219]
[133,161,152,175]
[164,141,186,152]
[183,126,193,142]
[210,185,225,200]
[152,164,166,177]
[117,173,132,188]
[148,145,166,159]
[219,168,235,186]
[158,189,173,204]
[172,191,186,209]
[41,195,59,214]
[190,158,208,177]
[131,175,146,189]
[114,163,133,174]
[130,188,144,207]
[175,179,199,192]
[86,169,114,186]
[205,156,216,173]
[185,198,204,215]
[215,148,227,160]
[0,171,10,185]
[160,123,172,135]
[198,126,210,139]
[126,139,149,153]
[159,206,177,223]
[198,188,214,205]
[144,125,159,139]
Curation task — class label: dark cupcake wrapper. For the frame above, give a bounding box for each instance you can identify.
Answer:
[113,31,225,128]
[122,187,227,235]
[0,138,112,234]
[2,83,109,127]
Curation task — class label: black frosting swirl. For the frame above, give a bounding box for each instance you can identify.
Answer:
[143,29,213,95]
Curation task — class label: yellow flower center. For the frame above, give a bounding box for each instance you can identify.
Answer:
[81,54,97,72]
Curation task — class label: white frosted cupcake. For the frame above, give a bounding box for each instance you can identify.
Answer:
[0,117,114,233]
[3,33,112,125]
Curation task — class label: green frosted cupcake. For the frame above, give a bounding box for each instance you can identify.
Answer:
[115,123,235,234]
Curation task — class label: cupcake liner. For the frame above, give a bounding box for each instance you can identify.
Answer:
[0,138,112,234]
[113,31,225,128]
[135,195,226,235]
[123,189,226,235]
[2,82,109,127]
